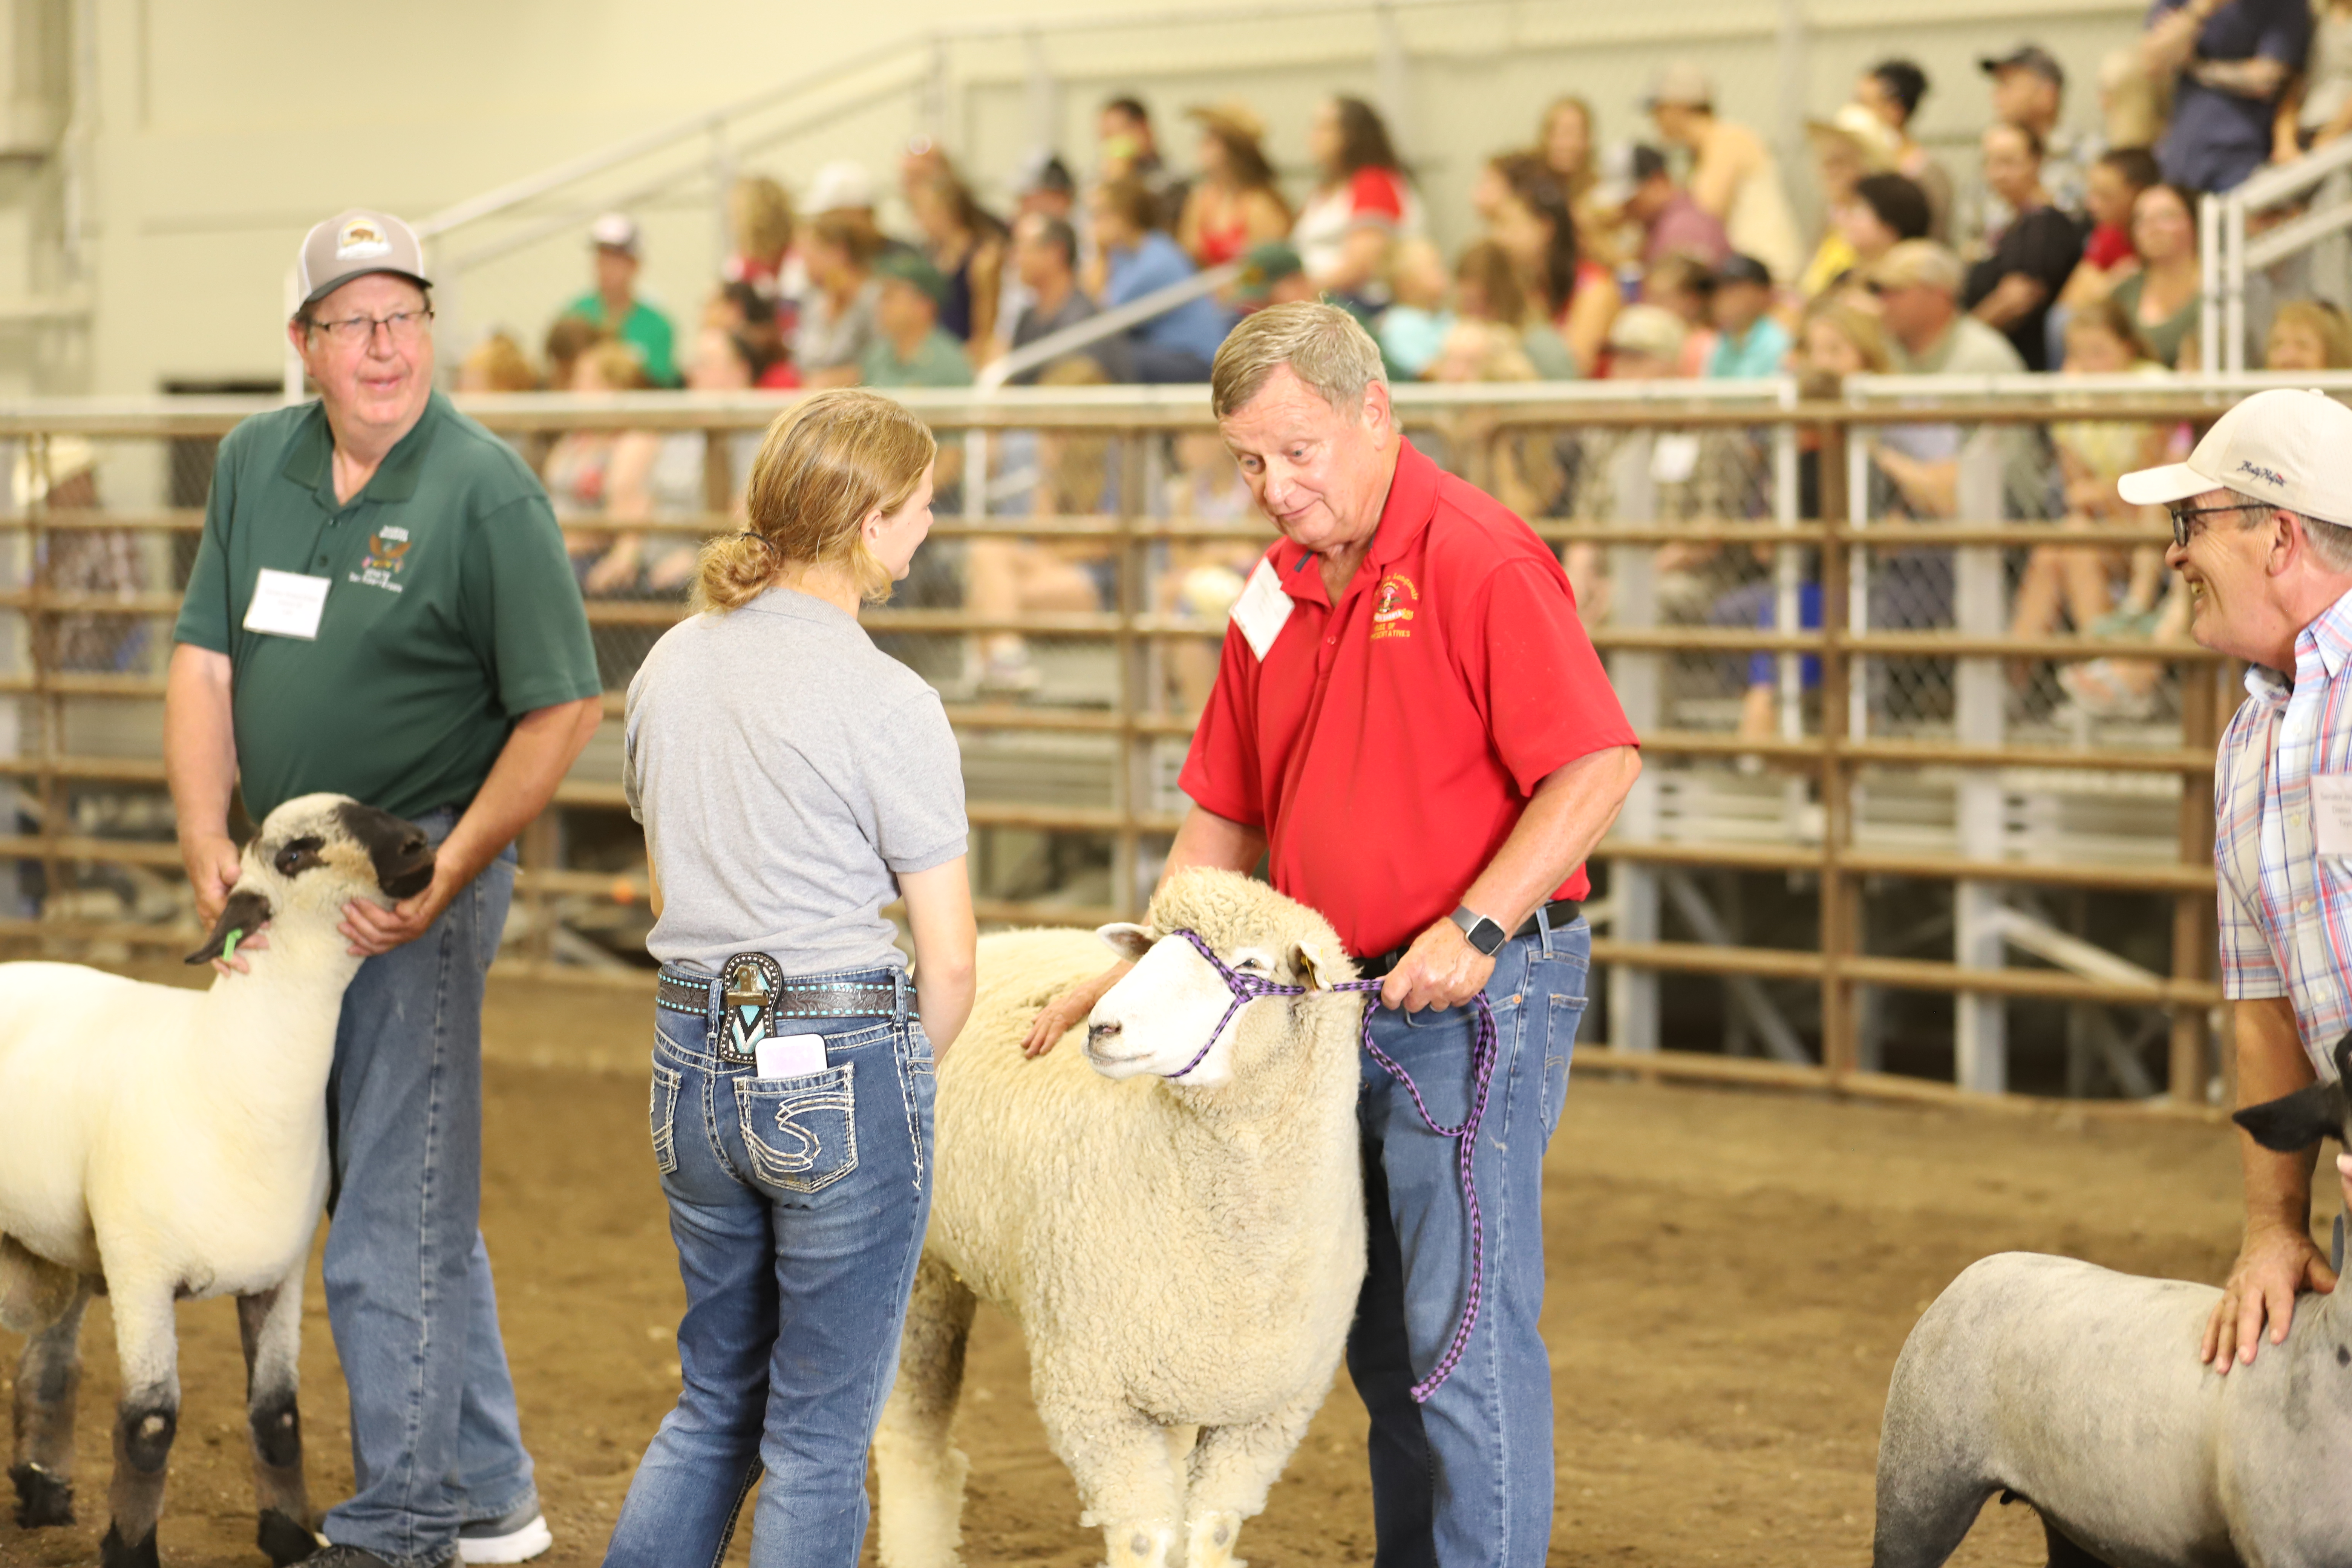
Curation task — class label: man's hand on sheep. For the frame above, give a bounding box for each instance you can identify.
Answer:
[1021,962,1133,1058]
[2200,1223,2338,1374]
[183,830,243,927]
[339,861,461,957]
[1381,918,1496,1014]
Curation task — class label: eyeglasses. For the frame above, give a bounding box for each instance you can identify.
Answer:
[2167,499,2266,549]
[305,308,433,348]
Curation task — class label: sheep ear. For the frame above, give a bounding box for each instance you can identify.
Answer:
[1096,922,1154,962]
[1291,940,1341,991]
[185,888,273,966]
[2234,1079,2351,1154]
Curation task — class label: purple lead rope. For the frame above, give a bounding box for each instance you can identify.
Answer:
[1162,929,1498,1403]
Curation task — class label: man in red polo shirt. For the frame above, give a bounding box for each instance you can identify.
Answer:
[1023,302,1638,1564]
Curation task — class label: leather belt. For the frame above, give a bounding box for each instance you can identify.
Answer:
[1353,898,1582,982]
[657,962,909,1023]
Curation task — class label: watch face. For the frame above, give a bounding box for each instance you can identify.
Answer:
[1472,919,1505,955]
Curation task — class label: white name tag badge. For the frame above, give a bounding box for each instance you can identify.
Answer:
[2314,773,2352,856]
[1229,556,1295,661]
[754,1032,829,1079]
[1650,432,1702,485]
[242,569,331,640]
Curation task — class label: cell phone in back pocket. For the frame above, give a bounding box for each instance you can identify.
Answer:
[755,1032,829,1079]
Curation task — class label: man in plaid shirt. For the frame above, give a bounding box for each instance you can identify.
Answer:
[2121,387,2352,1376]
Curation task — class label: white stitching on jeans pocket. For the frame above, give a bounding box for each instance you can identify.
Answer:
[736,1064,859,1194]
[649,1062,682,1175]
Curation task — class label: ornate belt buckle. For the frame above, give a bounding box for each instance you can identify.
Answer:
[716,952,784,1062]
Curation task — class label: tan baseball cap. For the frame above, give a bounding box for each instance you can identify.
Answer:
[2119,387,2352,527]
[1644,61,1714,110]
[296,208,429,312]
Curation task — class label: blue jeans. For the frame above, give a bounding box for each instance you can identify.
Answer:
[1347,918,1590,1568]
[323,812,535,1568]
[603,965,936,1568]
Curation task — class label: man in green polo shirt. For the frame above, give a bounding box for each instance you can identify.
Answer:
[558,212,679,386]
[858,249,975,389]
[165,207,601,1568]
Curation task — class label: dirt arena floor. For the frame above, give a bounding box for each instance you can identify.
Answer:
[0,971,2315,1568]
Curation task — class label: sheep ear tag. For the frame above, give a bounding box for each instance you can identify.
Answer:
[718,952,784,1061]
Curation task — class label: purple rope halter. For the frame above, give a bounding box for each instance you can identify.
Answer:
[1158,927,1499,1403]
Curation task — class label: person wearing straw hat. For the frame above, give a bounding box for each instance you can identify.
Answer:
[1178,101,1293,270]
[2116,387,2352,1380]
[165,207,601,1568]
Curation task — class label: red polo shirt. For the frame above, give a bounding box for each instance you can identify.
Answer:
[1179,438,1635,959]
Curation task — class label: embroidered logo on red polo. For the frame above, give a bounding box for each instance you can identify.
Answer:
[1370,573,1418,641]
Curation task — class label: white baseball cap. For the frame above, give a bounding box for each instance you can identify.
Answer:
[2119,387,2352,527]
[589,212,641,254]
[805,159,875,215]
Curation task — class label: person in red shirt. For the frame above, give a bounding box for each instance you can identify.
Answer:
[1023,301,1639,1565]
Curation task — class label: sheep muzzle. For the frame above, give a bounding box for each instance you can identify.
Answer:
[335,801,436,900]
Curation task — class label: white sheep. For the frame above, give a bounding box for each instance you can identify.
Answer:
[873,868,1367,1568]
[0,792,435,1568]
[1873,1035,2352,1568]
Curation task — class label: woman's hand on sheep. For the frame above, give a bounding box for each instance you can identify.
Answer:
[1380,920,1497,1015]
[1021,964,1130,1058]
[339,866,460,957]
[2201,1224,2339,1374]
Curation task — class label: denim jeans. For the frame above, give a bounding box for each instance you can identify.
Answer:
[603,964,936,1568]
[323,811,535,1568]
[1346,916,1590,1568]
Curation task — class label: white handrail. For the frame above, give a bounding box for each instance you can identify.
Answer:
[974,263,1242,392]
[2207,135,2352,371]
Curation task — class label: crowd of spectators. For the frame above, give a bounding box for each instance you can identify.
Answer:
[451,20,2352,705]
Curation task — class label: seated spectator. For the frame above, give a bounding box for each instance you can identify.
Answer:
[907,167,1008,351]
[707,280,798,389]
[1157,430,1263,714]
[603,326,771,598]
[17,438,146,674]
[1000,212,1127,383]
[542,341,665,598]
[1854,58,1953,241]
[1974,44,2091,225]
[562,213,678,386]
[1294,94,1424,302]
[859,251,975,388]
[795,211,884,389]
[1178,102,1292,269]
[1098,94,1186,229]
[1090,175,1231,382]
[1963,124,2087,371]
[2282,0,2352,156]
[542,314,604,400]
[723,175,794,302]
[2058,147,2163,312]
[1643,252,1718,376]
[2266,297,2352,368]
[2010,302,2171,648]
[1825,172,1933,301]
[1013,151,1077,224]
[2108,182,2203,368]
[1493,156,1619,377]
[1540,95,1599,208]
[2141,0,2310,192]
[1424,320,1564,519]
[1705,254,1790,377]
[1594,141,1729,273]
[456,332,539,392]
[1603,303,1688,380]
[1645,61,1805,283]
[1868,241,2023,520]
[1374,239,1453,378]
[1799,105,1902,299]
[966,356,1121,694]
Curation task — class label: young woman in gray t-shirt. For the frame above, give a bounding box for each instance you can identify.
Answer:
[606,388,975,1568]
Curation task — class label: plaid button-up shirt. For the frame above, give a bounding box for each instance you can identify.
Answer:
[2216,588,2352,1078]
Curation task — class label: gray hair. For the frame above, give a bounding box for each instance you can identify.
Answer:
[1210,301,1388,420]
[2228,490,2352,572]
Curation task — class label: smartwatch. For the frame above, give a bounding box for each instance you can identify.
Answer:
[1449,904,1508,956]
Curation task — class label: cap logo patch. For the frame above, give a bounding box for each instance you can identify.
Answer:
[2237,460,2288,488]
[335,218,390,261]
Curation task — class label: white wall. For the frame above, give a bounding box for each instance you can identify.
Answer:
[61,0,2148,396]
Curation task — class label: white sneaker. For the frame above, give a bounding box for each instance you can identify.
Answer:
[456,1506,552,1565]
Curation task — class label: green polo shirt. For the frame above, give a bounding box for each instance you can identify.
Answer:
[859,327,974,389]
[562,291,679,386]
[174,392,601,823]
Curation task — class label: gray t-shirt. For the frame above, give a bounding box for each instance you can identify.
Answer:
[624,586,967,975]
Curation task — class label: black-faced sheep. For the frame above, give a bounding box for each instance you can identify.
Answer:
[873,868,1367,1568]
[0,793,433,1568]
[1874,1035,2352,1568]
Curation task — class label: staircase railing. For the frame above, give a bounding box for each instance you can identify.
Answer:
[2203,133,2352,371]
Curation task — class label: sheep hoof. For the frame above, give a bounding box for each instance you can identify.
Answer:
[8,1461,74,1527]
[100,1522,160,1568]
[258,1508,316,1566]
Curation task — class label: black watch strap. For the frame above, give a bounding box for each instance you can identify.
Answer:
[1450,904,1508,956]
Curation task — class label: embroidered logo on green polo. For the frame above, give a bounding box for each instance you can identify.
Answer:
[352,526,411,593]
